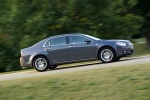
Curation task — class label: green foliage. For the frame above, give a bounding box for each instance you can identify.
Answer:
[133,0,150,47]
[0,64,150,100]
[0,0,144,72]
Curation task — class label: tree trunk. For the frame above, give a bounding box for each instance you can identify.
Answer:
[146,33,150,48]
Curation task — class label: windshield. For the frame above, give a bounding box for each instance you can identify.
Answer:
[84,34,100,40]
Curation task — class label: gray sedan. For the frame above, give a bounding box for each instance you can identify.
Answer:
[20,33,133,72]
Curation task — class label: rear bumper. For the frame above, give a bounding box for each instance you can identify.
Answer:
[20,56,32,69]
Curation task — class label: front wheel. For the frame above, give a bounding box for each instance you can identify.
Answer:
[99,47,116,63]
[33,56,49,72]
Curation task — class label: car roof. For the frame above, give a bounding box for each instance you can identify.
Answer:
[49,33,84,38]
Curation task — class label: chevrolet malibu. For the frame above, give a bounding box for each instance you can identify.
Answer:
[20,33,133,72]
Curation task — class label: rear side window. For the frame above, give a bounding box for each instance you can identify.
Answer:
[44,36,66,46]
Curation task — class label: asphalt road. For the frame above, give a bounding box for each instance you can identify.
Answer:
[0,56,150,81]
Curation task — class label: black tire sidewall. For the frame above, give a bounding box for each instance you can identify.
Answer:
[33,56,49,72]
[99,47,116,63]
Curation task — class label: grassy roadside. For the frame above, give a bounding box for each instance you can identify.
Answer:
[0,68,33,75]
[0,63,150,100]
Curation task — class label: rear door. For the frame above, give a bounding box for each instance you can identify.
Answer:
[43,36,69,63]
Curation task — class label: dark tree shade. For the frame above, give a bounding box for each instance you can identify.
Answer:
[133,0,150,47]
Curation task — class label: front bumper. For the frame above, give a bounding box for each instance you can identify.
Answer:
[20,56,32,69]
[116,46,133,57]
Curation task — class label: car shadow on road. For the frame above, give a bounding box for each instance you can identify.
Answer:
[49,59,124,71]
[119,56,150,61]
[55,62,102,70]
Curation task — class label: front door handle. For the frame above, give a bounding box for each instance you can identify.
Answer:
[69,45,73,48]
[45,48,50,51]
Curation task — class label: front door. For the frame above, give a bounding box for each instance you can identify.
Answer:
[68,35,97,61]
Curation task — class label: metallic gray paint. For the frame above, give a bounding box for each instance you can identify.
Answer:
[20,33,133,69]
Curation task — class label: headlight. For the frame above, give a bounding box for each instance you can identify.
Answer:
[116,42,127,46]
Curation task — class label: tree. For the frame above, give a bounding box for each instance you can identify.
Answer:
[133,0,150,48]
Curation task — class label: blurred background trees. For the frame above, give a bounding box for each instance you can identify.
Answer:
[133,0,150,48]
[0,0,149,72]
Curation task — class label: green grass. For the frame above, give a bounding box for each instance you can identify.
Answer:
[0,63,150,100]
[0,68,34,75]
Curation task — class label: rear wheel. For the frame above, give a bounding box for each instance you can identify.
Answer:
[99,47,116,63]
[33,56,49,72]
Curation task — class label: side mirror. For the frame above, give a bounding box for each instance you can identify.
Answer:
[84,39,92,44]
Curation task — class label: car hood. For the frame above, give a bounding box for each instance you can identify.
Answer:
[102,39,130,43]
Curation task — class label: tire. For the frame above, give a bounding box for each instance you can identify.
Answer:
[33,56,49,72]
[114,57,121,61]
[99,47,116,63]
[49,65,58,70]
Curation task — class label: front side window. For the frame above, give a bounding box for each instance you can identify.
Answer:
[69,36,87,44]
[44,36,66,46]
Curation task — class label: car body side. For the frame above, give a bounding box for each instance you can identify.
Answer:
[20,34,133,69]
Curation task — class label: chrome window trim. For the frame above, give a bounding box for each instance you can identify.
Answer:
[68,35,93,44]
[43,34,94,47]
[43,39,50,47]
